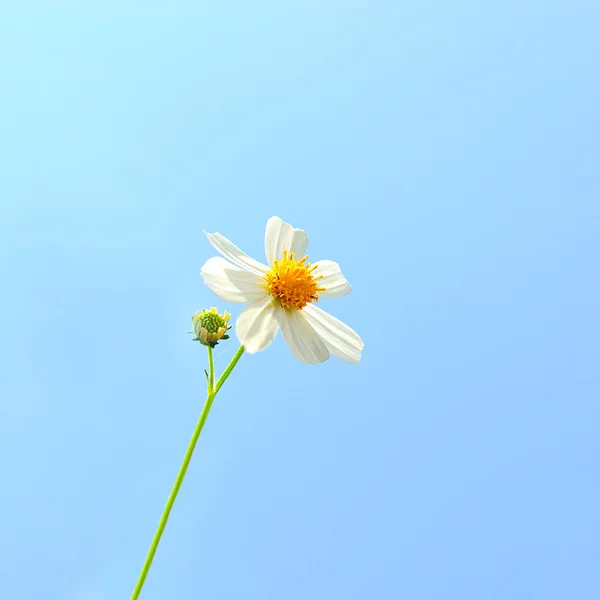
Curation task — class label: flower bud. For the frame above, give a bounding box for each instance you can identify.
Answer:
[191,307,232,348]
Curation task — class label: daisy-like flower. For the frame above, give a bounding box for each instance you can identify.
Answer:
[200,216,363,364]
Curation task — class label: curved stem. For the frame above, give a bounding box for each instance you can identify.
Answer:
[130,344,245,600]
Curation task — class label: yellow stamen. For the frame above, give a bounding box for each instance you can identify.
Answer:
[265,249,326,310]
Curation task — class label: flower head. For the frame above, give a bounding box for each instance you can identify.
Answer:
[192,307,232,348]
[200,216,363,364]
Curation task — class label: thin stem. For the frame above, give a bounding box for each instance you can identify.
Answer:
[130,344,245,600]
[207,346,215,394]
[215,345,245,395]
[130,393,213,600]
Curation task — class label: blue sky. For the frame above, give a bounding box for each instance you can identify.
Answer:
[1,2,599,599]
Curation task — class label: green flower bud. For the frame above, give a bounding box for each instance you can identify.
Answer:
[191,307,232,348]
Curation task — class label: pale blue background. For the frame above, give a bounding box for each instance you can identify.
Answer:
[1,3,599,599]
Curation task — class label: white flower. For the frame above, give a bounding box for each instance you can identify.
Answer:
[200,216,363,364]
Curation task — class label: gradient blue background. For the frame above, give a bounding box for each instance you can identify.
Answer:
[1,3,599,599]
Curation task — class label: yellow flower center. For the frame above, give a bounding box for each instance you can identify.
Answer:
[265,250,326,310]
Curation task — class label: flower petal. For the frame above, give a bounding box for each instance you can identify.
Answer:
[302,304,363,364]
[201,256,267,303]
[264,216,309,266]
[278,308,330,364]
[205,230,269,277]
[313,260,352,298]
[236,295,281,353]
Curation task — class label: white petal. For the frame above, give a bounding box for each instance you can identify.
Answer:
[200,256,267,303]
[205,230,269,277]
[312,260,352,298]
[264,216,309,266]
[278,308,330,364]
[302,304,363,364]
[236,295,281,353]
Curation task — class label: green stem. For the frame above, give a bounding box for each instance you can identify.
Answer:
[214,345,245,395]
[130,345,245,600]
[207,346,215,394]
